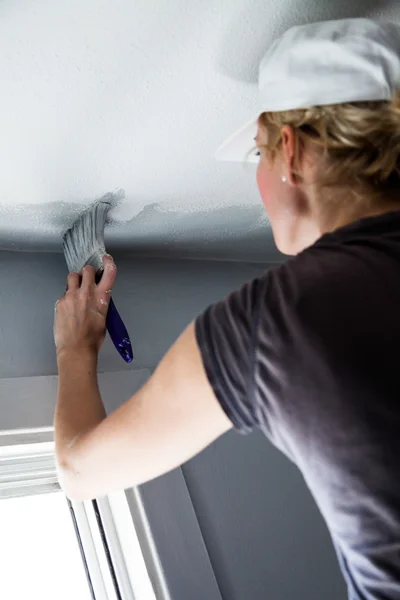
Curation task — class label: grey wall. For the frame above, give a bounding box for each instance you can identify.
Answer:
[0,250,266,379]
[0,250,345,599]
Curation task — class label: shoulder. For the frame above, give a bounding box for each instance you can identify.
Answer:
[264,242,366,307]
[256,243,372,351]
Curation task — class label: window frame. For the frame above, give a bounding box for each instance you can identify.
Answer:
[0,427,159,600]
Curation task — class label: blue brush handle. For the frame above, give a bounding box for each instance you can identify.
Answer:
[106,297,134,363]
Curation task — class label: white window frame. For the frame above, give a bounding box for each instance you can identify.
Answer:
[0,427,162,600]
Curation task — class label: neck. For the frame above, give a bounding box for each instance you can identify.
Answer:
[283,188,400,255]
[310,186,400,238]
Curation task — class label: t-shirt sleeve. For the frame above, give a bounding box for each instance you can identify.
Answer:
[194,251,357,460]
[195,277,264,434]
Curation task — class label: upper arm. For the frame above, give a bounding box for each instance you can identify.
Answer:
[63,322,232,500]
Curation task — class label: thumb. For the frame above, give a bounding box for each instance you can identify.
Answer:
[98,254,117,293]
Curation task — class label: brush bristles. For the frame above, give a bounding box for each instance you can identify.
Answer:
[63,201,111,273]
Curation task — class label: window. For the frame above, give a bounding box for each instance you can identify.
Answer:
[0,428,159,600]
[0,492,92,600]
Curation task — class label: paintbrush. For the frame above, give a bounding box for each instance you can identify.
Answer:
[63,199,133,363]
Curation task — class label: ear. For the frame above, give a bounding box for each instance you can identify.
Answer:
[281,125,297,186]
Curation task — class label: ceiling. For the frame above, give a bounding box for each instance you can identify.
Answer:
[0,0,397,262]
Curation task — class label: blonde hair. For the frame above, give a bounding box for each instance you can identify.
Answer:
[258,92,400,204]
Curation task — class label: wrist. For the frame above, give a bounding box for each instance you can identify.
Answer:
[56,346,98,366]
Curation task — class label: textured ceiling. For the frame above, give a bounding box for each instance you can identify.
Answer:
[0,0,397,262]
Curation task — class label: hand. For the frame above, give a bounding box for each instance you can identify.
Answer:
[54,255,117,357]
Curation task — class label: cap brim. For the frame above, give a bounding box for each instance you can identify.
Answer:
[215,118,259,162]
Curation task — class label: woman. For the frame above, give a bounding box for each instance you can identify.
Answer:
[54,18,400,599]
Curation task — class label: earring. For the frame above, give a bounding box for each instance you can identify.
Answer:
[281,175,287,183]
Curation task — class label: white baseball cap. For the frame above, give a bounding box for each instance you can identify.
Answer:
[216,18,400,163]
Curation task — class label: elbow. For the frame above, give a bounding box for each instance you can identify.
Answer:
[55,454,95,502]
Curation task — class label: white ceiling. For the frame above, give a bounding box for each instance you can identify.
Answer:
[0,0,397,261]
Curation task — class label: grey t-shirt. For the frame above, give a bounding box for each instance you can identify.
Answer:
[195,211,400,600]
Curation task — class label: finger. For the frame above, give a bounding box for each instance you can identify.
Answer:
[97,254,117,294]
[67,272,80,291]
[98,295,110,313]
[81,265,96,292]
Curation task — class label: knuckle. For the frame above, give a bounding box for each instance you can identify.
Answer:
[55,297,64,311]
[108,263,117,276]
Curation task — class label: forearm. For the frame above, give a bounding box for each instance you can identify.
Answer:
[55,349,106,464]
